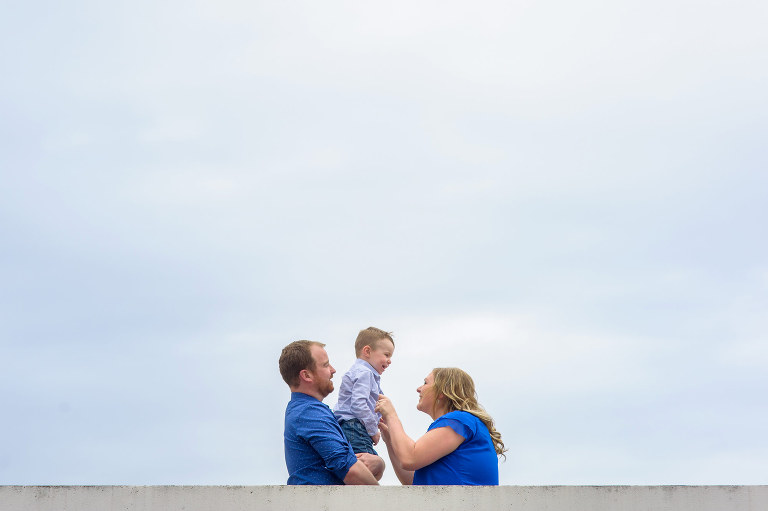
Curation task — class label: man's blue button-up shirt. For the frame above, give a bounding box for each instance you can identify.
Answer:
[284,392,358,485]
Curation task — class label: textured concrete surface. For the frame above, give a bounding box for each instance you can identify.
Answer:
[1,486,767,511]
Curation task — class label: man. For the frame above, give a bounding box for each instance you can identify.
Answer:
[279,340,383,485]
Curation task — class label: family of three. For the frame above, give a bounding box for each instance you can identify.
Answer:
[279,327,507,485]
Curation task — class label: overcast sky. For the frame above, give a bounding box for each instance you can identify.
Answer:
[2,0,767,486]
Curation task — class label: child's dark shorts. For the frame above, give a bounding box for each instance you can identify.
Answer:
[338,418,378,455]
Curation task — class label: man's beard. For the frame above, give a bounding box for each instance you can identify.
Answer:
[319,379,334,398]
[312,372,334,398]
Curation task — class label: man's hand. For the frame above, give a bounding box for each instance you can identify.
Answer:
[356,453,385,481]
[343,459,379,485]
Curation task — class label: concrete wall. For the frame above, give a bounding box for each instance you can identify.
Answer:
[2,486,767,511]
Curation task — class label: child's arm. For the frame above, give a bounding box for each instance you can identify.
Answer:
[349,373,380,437]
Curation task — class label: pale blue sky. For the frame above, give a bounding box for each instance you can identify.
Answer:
[2,0,767,485]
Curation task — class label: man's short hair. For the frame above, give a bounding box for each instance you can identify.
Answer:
[354,327,394,357]
[279,340,326,387]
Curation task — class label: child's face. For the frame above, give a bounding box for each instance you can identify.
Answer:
[366,339,394,375]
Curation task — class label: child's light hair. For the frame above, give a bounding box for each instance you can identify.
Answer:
[354,326,394,357]
[432,367,507,459]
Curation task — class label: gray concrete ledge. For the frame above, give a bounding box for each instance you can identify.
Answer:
[2,486,767,511]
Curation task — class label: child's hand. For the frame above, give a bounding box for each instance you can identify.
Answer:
[371,432,381,445]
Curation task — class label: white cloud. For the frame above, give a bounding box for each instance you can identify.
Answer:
[2,0,766,487]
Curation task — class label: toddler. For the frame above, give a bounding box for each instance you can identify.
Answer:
[334,327,395,455]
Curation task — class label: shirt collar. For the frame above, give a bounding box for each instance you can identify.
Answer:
[355,358,381,382]
[290,391,322,403]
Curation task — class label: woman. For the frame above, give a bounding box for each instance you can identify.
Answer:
[375,367,506,485]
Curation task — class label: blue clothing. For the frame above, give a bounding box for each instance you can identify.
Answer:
[339,418,378,455]
[413,410,499,485]
[333,359,382,436]
[284,392,358,485]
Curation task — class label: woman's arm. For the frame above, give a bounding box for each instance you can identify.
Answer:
[376,396,464,472]
[378,420,414,484]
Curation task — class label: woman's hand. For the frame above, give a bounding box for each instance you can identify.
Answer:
[378,418,391,444]
[377,393,464,473]
[375,395,396,445]
[375,394,396,419]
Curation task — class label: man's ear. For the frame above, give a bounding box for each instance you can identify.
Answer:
[299,369,313,383]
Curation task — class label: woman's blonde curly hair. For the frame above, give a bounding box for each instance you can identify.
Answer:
[432,367,507,459]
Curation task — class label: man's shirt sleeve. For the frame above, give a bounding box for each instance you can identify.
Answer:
[301,403,359,481]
